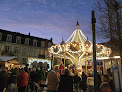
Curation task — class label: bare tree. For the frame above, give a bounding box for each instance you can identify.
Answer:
[95,0,122,80]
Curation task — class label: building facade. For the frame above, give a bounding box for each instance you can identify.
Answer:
[0,29,53,64]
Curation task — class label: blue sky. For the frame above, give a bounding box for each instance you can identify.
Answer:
[0,0,103,44]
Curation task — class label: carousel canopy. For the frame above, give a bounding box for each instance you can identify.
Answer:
[66,21,88,44]
[48,21,112,67]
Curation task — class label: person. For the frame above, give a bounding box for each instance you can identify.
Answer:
[29,68,32,74]
[57,70,60,79]
[24,63,29,73]
[99,82,111,92]
[87,73,94,92]
[102,74,114,91]
[80,72,87,92]
[17,68,29,92]
[0,66,9,92]
[47,66,59,92]
[7,68,18,92]
[58,69,73,92]
[73,71,81,92]
[72,65,75,74]
[0,65,3,71]
[44,68,48,81]
[30,68,38,91]
[97,72,102,90]
[69,67,75,76]
[107,68,113,77]
[38,66,45,84]
[59,64,64,75]
[30,68,38,83]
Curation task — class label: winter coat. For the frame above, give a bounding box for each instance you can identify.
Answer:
[38,69,44,81]
[30,71,38,83]
[0,71,9,90]
[8,70,18,84]
[18,71,29,87]
[79,73,87,91]
[108,78,114,90]
[58,75,73,92]
[47,70,59,91]
[73,75,81,84]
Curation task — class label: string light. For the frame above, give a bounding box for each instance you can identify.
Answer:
[66,52,75,59]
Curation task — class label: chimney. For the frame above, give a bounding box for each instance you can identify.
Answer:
[50,38,52,42]
[28,32,30,36]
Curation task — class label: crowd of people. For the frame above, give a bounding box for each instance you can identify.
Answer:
[0,64,114,92]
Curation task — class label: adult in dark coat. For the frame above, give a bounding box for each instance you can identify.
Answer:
[102,74,114,91]
[7,68,18,92]
[38,66,44,84]
[58,69,73,92]
[74,72,81,92]
[97,72,102,90]
[107,68,113,77]
[30,68,38,83]
[8,68,18,84]
[80,72,87,92]
[0,67,9,92]
[30,68,38,91]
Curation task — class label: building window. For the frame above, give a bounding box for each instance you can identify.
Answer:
[0,32,2,41]
[32,49,36,56]
[48,42,52,47]
[41,41,45,47]
[45,50,48,56]
[31,49,33,56]
[6,34,12,42]
[25,38,29,45]
[5,45,10,52]
[16,36,21,44]
[40,49,45,55]
[23,48,27,54]
[15,47,19,53]
[23,58,26,62]
[33,39,37,46]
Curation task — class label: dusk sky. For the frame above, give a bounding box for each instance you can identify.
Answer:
[0,0,104,44]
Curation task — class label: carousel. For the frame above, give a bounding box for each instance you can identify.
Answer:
[48,21,112,71]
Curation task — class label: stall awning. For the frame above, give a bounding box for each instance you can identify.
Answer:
[0,56,17,61]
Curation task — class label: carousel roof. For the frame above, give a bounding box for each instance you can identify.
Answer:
[66,21,88,44]
[48,21,112,61]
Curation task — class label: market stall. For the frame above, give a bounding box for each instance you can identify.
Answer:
[0,56,24,70]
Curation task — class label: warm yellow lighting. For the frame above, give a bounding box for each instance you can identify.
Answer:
[113,56,120,58]
[12,64,14,66]
[97,56,120,60]
[48,24,112,69]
